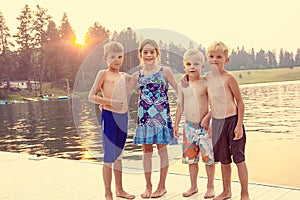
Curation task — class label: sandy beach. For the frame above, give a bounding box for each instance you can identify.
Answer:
[169,131,300,188]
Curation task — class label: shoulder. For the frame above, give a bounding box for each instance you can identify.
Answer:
[162,66,173,74]
[224,71,238,82]
[162,66,175,80]
[95,70,107,80]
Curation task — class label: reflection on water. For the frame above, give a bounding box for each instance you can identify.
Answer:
[0,81,299,163]
[241,81,300,136]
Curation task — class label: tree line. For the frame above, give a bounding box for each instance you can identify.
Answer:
[1,4,300,95]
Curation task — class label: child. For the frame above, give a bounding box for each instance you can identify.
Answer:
[205,41,250,200]
[127,39,178,198]
[88,41,135,200]
[173,49,215,198]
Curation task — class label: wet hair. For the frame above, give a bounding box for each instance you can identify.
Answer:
[183,49,204,65]
[206,41,229,57]
[138,39,161,63]
[103,41,124,58]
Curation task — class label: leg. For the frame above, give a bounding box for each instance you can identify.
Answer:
[151,144,168,198]
[114,159,135,199]
[204,163,215,198]
[141,144,153,199]
[103,163,113,200]
[213,164,232,200]
[182,163,199,197]
[236,161,250,200]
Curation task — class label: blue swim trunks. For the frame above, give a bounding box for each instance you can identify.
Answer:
[101,109,128,163]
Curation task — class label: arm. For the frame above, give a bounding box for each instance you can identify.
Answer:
[228,74,245,140]
[163,67,178,93]
[88,70,111,106]
[126,72,138,94]
[173,85,184,138]
[201,85,211,128]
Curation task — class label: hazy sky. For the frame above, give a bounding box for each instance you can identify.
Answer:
[1,0,300,53]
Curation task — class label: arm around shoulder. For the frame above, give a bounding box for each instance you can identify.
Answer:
[126,71,138,93]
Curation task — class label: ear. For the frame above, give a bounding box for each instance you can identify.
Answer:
[103,55,107,62]
[201,64,205,69]
[225,57,230,64]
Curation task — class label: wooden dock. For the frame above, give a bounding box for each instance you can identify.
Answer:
[1,151,300,199]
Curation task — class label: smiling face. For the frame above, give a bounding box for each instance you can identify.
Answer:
[183,54,203,79]
[140,44,158,66]
[205,51,229,71]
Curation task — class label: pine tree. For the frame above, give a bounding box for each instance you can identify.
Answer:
[15,4,35,84]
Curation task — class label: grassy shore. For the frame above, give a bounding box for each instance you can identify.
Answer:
[174,66,300,84]
[231,66,300,84]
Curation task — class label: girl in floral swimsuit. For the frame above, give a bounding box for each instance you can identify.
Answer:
[127,39,178,199]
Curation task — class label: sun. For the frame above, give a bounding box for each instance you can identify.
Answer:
[75,36,86,46]
[75,31,86,46]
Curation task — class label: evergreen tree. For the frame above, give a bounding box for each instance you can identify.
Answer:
[58,13,78,87]
[84,21,110,53]
[294,48,300,66]
[14,4,35,82]
[43,20,60,87]
[256,49,267,68]
[32,5,51,95]
[0,11,13,85]
[116,27,139,72]
[168,42,185,73]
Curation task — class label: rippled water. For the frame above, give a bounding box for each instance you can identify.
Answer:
[0,81,299,163]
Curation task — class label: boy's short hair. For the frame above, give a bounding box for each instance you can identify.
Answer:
[206,41,229,57]
[103,41,124,58]
[183,49,204,64]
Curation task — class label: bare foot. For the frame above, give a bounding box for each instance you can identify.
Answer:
[151,187,167,198]
[213,191,231,200]
[116,190,135,199]
[141,187,152,199]
[240,193,250,200]
[105,193,113,200]
[182,187,198,197]
[204,187,215,199]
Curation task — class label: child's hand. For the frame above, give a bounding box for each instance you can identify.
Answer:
[233,125,243,140]
[180,74,189,88]
[201,114,211,129]
[173,125,180,138]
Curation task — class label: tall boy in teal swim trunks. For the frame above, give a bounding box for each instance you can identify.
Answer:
[88,41,135,200]
[174,49,215,199]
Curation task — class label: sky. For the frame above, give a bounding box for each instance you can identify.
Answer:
[1,0,300,54]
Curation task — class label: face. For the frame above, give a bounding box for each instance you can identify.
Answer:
[183,55,203,77]
[140,44,158,66]
[105,51,124,69]
[205,51,229,70]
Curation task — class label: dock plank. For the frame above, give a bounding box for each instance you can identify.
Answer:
[1,151,300,200]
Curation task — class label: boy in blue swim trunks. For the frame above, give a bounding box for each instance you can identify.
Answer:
[88,41,135,200]
[174,49,215,198]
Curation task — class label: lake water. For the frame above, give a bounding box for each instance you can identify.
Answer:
[1,80,300,166]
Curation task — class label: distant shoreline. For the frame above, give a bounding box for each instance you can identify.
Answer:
[2,66,300,102]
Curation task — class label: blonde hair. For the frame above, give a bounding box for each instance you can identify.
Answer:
[206,41,229,57]
[138,39,161,63]
[183,49,204,65]
[103,41,124,58]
